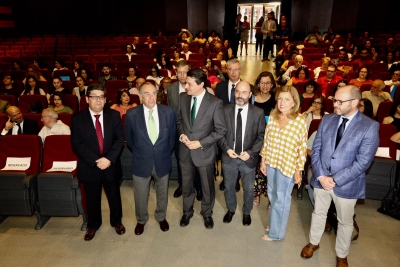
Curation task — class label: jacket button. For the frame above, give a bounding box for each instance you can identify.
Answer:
[332,157,335,159]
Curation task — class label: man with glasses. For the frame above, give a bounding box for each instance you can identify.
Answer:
[317,65,343,98]
[362,79,392,116]
[71,83,125,241]
[384,68,400,99]
[301,85,379,267]
[0,74,19,97]
[38,108,70,142]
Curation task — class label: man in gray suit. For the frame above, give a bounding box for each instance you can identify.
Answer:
[218,81,265,226]
[301,85,379,267]
[261,11,277,62]
[177,68,227,229]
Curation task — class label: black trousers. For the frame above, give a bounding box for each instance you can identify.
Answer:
[255,34,263,53]
[231,33,241,57]
[83,172,123,229]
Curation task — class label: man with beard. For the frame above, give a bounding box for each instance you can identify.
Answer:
[99,64,117,86]
[218,81,265,226]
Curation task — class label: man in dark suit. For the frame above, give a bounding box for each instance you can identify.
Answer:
[218,81,265,226]
[215,58,242,191]
[231,14,242,58]
[125,82,176,235]
[301,85,379,267]
[71,83,125,241]
[167,60,202,200]
[1,106,39,135]
[177,68,227,229]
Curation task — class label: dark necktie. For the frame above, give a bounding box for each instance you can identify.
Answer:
[335,117,349,149]
[191,97,197,125]
[94,115,104,156]
[16,123,22,134]
[230,84,235,104]
[235,108,243,154]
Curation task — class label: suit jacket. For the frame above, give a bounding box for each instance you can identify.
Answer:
[218,103,265,168]
[311,112,379,199]
[177,91,227,166]
[125,104,176,178]
[261,19,277,39]
[167,81,180,117]
[215,81,231,105]
[6,118,40,135]
[71,108,124,183]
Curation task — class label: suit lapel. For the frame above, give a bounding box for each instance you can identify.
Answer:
[102,109,112,150]
[335,112,362,150]
[185,94,192,128]
[137,105,153,145]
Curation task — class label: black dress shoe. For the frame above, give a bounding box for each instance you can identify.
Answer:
[115,223,126,235]
[223,211,235,223]
[203,216,214,229]
[84,228,97,241]
[243,214,251,226]
[173,186,182,198]
[180,214,193,227]
[134,223,145,235]
[219,180,225,191]
[235,181,240,192]
[159,219,169,232]
[196,190,203,201]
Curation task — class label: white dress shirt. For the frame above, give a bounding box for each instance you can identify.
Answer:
[89,109,104,137]
[179,82,186,94]
[191,89,206,118]
[1,120,25,135]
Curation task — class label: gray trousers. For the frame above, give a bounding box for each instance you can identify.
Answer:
[132,167,169,224]
[309,188,357,258]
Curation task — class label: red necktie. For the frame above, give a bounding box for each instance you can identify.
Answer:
[94,115,104,156]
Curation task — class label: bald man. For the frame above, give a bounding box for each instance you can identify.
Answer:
[218,81,265,226]
[38,108,70,142]
[362,79,392,116]
[1,106,39,136]
[301,85,379,267]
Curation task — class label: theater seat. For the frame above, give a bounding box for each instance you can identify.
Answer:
[0,94,17,106]
[36,135,87,230]
[0,135,42,227]
[18,95,48,113]
[376,101,393,123]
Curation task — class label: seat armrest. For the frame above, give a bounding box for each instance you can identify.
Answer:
[71,177,79,189]
[23,174,39,188]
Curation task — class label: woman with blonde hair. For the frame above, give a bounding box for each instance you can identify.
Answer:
[260,86,308,241]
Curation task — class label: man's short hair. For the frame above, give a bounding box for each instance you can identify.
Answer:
[43,108,58,119]
[295,55,303,61]
[227,58,241,68]
[187,68,207,88]
[86,83,107,97]
[139,82,156,94]
[2,72,13,81]
[327,65,336,71]
[102,63,110,69]
[176,60,191,69]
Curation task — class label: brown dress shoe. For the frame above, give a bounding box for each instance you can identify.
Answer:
[115,223,126,235]
[336,256,348,267]
[134,223,145,235]
[300,243,319,258]
[84,228,97,241]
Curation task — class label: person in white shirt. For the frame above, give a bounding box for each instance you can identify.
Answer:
[181,44,192,60]
[38,108,70,142]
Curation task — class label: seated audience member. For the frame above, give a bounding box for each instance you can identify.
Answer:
[362,79,393,117]
[99,64,117,85]
[126,67,138,88]
[329,80,348,100]
[49,92,73,114]
[38,108,71,142]
[194,31,207,45]
[33,58,47,70]
[331,34,342,47]
[384,37,395,55]
[353,48,373,70]
[157,77,171,105]
[214,51,227,74]
[126,44,137,61]
[300,80,318,103]
[1,106,40,135]
[204,56,225,81]
[223,39,231,52]
[21,75,46,96]
[317,65,343,98]
[132,37,140,50]
[304,26,323,45]
[157,56,175,77]
[302,93,328,130]
[0,74,20,97]
[324,45,336,58]
[282,54,304,84]
[144,36,157,49]
[154,49,165,63]
[181,44,192,60]
[0,99,10,113]
[286,65,309,86]
[146,65,163,88]
[48,77,72,97]
[382,98,400,131]
[22,64,47,84]
[52,59,68,76]
[380,51,395,70]
[72,76,88,103]
[323,27,336,43]
[156,30,167,40]
[370,46,379,62]
[313,57,331,81]
[213,42,223,53]
[331,49,348,66]
[178,29,194,43]
[129,77,145,101]
[384,68,400,99]
[11,59,24,71]
[173,50,183,62]
[201,66,220,91]
[77,68,93,82]
[73,61,84,77]
[110,88,137,118]
[208,30,221,44]
[279,51,298,75]
[348,67,373,88]
[358,98,374,119]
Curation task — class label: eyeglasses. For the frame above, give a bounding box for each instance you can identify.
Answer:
[312,101,322,105]
[3,77,11,80]
[227,68,240,72]
[88,95,105,100]
[332,98,354,105]
[260,82,272,86]
[326,70,335,73]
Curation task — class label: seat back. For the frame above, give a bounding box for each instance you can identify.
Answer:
[378,124,397,161]
[53,70,75,82]
[18,95,48,113]
[58,114,72,127]
[41,135,77,175]
[0,94,17,106]
[376,101,393,123]
[105,80,129,95]
[300,97,313,113]
[308,119,321,138]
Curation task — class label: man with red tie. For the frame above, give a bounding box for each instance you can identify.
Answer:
[71,83,125,241]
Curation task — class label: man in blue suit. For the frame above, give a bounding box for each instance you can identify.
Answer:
[301,85,379,267]
[125,82,176,235]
